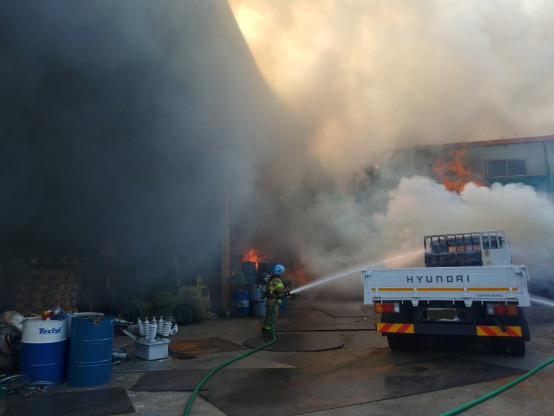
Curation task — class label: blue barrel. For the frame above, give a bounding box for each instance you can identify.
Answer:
[241,261,257,284]
[19,318,68,385]
[233,289,250,316]
[67,315,114,387]
[252,301,266,317]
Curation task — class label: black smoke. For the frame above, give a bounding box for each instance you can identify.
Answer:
[0,1,311,304]
[5,1,552,311]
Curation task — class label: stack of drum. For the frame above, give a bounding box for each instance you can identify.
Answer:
[19,313,115,387]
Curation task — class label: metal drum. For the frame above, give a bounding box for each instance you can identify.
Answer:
[256,262,270,284]
[67,315,114,387]
[249,284,265,302]
[252,301,266,317]
[241,261,257,284]
[67,312,104,336]
[233,289,250,316]
[250,285,266,317]
[19,318,68,384]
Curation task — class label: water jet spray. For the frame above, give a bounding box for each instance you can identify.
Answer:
[289,249,423,295]
[530,295,554,308]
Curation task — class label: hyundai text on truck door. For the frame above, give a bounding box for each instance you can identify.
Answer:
[362,231,530,355]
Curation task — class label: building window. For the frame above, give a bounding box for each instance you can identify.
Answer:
[486,159,527,178]
[506,159,527,176]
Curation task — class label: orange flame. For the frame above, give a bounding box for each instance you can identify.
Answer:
[242,248,266,263]
[432,147,484,192]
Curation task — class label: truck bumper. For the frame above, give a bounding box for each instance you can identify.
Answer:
[376,323,524,337]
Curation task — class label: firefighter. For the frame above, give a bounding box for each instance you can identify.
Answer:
[261,264,286,334]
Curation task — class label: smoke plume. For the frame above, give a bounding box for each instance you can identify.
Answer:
[229,0,554,173]
[2,1,554,306]
[228,0,554,297]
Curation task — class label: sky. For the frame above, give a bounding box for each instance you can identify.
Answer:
[2,1,554,301]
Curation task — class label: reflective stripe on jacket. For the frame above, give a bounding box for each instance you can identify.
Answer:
[266,277,285,299]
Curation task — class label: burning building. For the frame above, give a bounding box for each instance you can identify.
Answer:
[430,135,554,194]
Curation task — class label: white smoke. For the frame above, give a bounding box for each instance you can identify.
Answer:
[373,177,554,267]
[295,176,554,298]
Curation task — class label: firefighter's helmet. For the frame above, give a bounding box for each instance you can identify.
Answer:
[273,264,285,275]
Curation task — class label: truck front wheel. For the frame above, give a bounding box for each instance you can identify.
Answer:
[387,334,419,351]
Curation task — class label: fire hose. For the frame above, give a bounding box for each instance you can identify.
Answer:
[183,300,280,416]
[438,356,554,416]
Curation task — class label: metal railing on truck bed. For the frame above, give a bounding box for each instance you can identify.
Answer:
[424,230,511,267]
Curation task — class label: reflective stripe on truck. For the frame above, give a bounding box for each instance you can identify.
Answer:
[370,287,519,292]
[476,325,522,337]
[376,323,414,333]
[377,323,523,337]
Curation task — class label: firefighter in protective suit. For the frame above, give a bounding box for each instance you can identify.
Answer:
[261,264,286,334]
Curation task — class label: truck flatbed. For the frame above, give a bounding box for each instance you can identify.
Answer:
[363,264,530,307]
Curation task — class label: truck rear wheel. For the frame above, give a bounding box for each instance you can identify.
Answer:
[174,304,193,325]
[508,339,525,356]
[492,339,508,355]
[387,334,419,351]
[191,305,203,322]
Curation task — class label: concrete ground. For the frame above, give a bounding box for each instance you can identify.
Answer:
[1,299,553,416]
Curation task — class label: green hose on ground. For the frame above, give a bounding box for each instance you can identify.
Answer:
[183,300,279,416]
[439,356,554,416]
